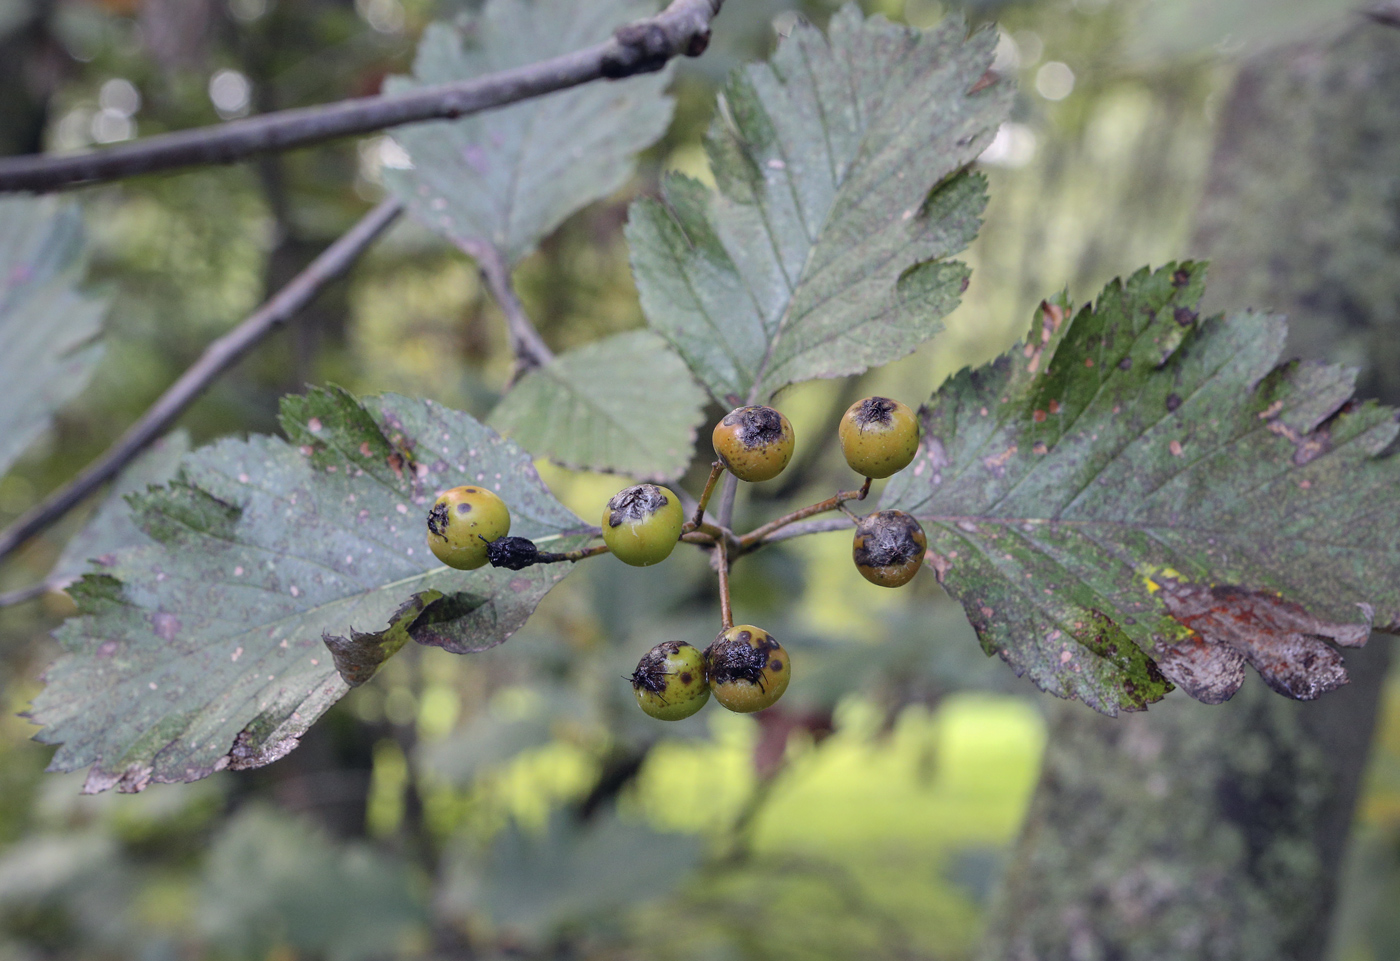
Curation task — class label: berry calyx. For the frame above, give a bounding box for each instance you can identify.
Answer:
[631,641,711,721]
[712,406,795,483]
[704,625,790,713]
[838,396,919,479]
[602,484,684,567]
[852,509,927,587]
[426,486,511,570]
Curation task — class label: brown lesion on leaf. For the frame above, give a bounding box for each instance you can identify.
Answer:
[225,728,300,771]
[1024,301,1067,375]
[1152,578,1368,703]
[982,444,1018,477]
[1259,406,1333,465]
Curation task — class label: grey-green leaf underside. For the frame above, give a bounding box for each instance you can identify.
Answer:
[385,0,674,267]
[0,196,105,478]
[30,388,589,793]
[884,263,1400,715]
[49,430,191,588]
[488,330,707,480]
[627,4,1011,406]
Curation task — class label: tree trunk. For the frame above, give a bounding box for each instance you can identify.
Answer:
[979,17,1400,961]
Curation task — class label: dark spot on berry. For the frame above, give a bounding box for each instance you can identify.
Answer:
[680,672,693,685]
[632,642,682,695]
[465,487,479,493]
[608,484,668,527]
[456,502,473,514]
[769,660,783,672]
[706,633,771,688]
[427,502,449,537]
[738,630,752,643]
[855,396,897,428]
[853,510,926,569]
[1166,393,1182,412]
[723,406,786,449]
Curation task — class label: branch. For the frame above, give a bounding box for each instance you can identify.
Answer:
[0,198,402,566]
[0,0,723,193]
[461,240,553,378]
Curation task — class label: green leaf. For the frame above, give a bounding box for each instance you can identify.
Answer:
[48,431,192,587]
[883,263,1400,715]
[199,805,426,961]
[488,330,707,480]
[0,196,105,478]
[384,0,674,267]
[627,4,1010,406]
[29,388,590,792]
[442,810,702,940]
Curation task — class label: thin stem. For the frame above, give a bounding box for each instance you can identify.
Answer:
[0,0,725,193]
[0,199,403,566]
[537,544,610,563]
[716,471,739,530]
[0,580,59,608]
[716,536,733,630]
[737,480,870,551]
[747,516,855,548]
[463,240,553,377]
[687,461,725,529]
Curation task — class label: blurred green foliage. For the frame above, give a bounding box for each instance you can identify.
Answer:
[1,0,1398,959]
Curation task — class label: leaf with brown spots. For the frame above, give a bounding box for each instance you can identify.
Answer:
[29,387,589,792]
[884,263,1400,715]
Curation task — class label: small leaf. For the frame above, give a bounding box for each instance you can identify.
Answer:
[29,388,590,792]
[627,4,1011,406]
[385,0,674,267]
[442,810,702,940]
[884,263,1400,714]
[0,196,105,478]
[488,330,707,480]
[48,431,191,587]
[199,805,426,961]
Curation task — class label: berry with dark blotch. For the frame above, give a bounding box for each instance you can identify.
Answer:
[704,625,791,713]
[712,405,795,482]
[838,396,919,479]
[852,509,927,587]
[485,536,540,570]
[631,641,711,721]
[602,484,684,567]
[426,486,511,570]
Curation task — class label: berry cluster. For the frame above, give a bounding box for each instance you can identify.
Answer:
[424,396,928,720]
[629,626,791,721]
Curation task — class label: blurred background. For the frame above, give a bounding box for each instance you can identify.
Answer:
[0,0,1398,958]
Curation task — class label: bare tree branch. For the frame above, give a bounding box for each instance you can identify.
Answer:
[461,240,553,378]
[0,0,723,194]
[0,198,402,567]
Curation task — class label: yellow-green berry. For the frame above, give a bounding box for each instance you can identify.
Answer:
[852,509,926,587]
[631,641,711,721]
[426,485,511,570]
[705,625,790,713]
[712,406,795,483]
[602,484,683,567]
[838,396,919,479]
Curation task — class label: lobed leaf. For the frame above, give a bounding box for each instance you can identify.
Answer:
[29,388,590,792]
[488,330,707,481]
[884,263,1400,714]
[627,3,1010,406]
[384,0,674,268]
[0,196,105,478]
